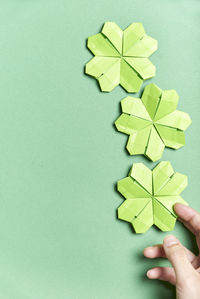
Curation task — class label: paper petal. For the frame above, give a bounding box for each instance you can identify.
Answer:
[154,90,179,121]
[121,96,151,120]
[155,124,185,149]
[117,177,151,199]
[85,56,119,78]
[126,126,152,155]
[142,83,162,120]
[87,33,119,56]
[131,201,153,233]
[102,22,123,54]
[129,163,152,194]
[115,113,151,135]
[156,110,192,131]
[156,172,188,196]
[155,196,188,216]
[124,57,156,80]
[145,126,165,162]
[120,59,143,92]
[118,198,150,222]
[98,59,120,91]
[153,161,174,195]
[153,199,176,231]
[124,35,158,57]
[123,23,145,55]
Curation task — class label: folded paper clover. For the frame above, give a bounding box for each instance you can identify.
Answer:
[115,83,192,162]
[85,22,157,92]
[117,162,188,233]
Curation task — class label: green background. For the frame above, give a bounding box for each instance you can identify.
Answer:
[0,0,199,298]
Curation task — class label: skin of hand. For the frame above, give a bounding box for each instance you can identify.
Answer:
[143,203,200,299]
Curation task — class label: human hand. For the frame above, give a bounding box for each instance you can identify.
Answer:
[144,203,200,299]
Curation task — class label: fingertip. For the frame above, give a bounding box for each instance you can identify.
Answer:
[173,202,183,211]
[144,245,164,259]
[147,267,176,285]
[143,247,154,258]
[174,203,188,214]
[163,235,179,248]
[173,203,195,220]
[146,268,159,279]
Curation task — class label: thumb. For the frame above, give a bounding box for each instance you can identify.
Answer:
[163,235,194,281]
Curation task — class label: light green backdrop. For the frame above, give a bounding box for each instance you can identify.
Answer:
[0,0,199,298]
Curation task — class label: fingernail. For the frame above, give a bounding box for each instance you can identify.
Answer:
[164,235,178,247]
[143,247,153,256]
[173,203,189,213]
[144,246,153,250]
[146,269,156,278]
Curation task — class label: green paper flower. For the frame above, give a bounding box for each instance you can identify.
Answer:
[85,22,157,92]
[115,83,192,162]
[117,162,188,233]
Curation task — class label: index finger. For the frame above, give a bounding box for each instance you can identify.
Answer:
[174,203,200,239]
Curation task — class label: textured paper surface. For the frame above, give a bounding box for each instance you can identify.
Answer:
[115,83,192,161]
[117,162,188,233]
[85,22,157,92]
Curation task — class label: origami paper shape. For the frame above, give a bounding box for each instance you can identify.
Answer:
[85,22,157,92]
[117,161,188,233]
[115,83,192,161]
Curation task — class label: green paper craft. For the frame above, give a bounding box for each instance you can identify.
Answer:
[85,22,157,92]
[117,161,188,233]
[115,83,192,162]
